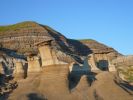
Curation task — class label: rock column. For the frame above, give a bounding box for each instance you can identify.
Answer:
[38,44,55,66]
[88,54,99,71]
[27,56,41,73]
[13,60,25,79]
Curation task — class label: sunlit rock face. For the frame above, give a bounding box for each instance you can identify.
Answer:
[112,55,133,66]
[0,21,121,71]
[112,55,133,82]
[68,39,120,71]
[0,21,83,64]
[27,56,41,73]
[36,41,65,66]
[0,21,122,77]
[13,60,25,79]
[88,54,99,71]
[1,21,132,100]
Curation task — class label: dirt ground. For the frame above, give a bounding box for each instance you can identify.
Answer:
[6,65,133,100]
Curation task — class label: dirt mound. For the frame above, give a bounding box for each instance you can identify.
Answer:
[8,65,72,100]
[89,72,133,100]
[6,69,133,100]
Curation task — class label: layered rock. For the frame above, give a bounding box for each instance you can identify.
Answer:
[112,55,133,82]
[0,21,121,73]
[0,21,132,100]
[35,40,67,66]
[0,21,52,54]
[79,40,120,71]
[0,21,83,65]
[112,55,133,66]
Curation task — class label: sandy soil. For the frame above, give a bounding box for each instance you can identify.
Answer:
[6,65,133,100]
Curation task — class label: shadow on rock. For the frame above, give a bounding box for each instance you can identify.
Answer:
[27,93,47,100]
[68,71,97,90]
[114,76,133,95]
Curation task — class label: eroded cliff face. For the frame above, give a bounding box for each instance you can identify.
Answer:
[80,39,121,59]
[0,21,122,81]
[112,55,133,83]
[112,55,133,66]
[0,21,121,66]
[76,39,121,71]
[0,21,131,100]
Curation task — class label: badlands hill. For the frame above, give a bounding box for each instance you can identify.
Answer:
[0,21,133,100]
[0,21,119,57]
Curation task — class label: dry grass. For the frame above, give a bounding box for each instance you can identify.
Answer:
[0,21,37,32]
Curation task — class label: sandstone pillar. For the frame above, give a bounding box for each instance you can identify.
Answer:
[36,40,63,66]
[38,45,55,66]
[27,56,41,73]
[88,54,99,71]
[13,60,25,79]
[108,61,116,72]
[35,40,72,66]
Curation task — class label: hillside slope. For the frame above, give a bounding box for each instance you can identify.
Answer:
[0,21,131,100]
[7,70,133,100]
[0,21,120,57]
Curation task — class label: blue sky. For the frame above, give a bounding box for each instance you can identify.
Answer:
[0,0,133,55]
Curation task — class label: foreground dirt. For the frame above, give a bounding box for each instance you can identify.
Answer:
[7,65,133,100]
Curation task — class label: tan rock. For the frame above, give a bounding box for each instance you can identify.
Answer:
[0,63,5,74]
[108,62,116,72]
[13,60,25,79]
[27,56,41,73]
[112,55,133,66]
[108,65,116,72]
[75,75,89,90]
[88,54,99,71]
[36,40,67,66]
[39,44,54,66]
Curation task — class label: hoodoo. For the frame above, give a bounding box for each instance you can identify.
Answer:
[27,56,41,73]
